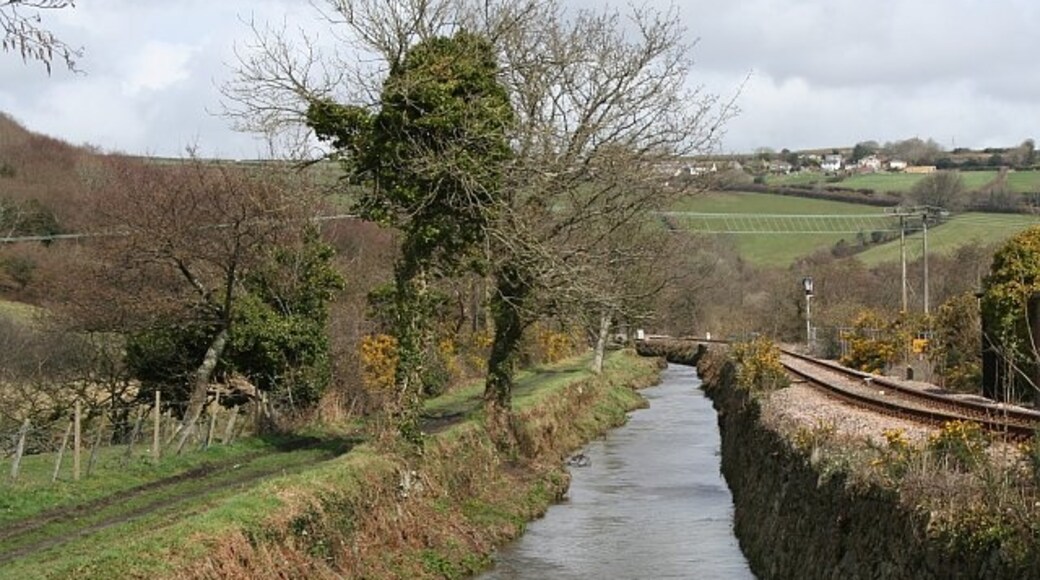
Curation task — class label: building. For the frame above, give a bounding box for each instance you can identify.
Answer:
[821,154,843,172]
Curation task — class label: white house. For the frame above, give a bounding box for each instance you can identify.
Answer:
[857,155,882,172]
[821,154,843,172]
[887,159,908,172]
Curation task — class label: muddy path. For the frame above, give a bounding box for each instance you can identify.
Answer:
[0,436,358,566]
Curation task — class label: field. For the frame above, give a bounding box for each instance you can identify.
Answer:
[671,191,892,266]
[1006,170,1040,193]
[768,170,1040,195]
[855,213,1040,266]
[669,191,1040,267]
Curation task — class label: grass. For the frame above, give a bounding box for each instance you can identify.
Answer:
[765,172,825,187]
[671,191,886,266]
[673,190,880,215]
[836,173,926,192]
[855,213,1040,266]
[1006,170,1040,193]
[0,434,351,525]
[0,299,40,323]
[0,350,651,578]
[422,352,599,419]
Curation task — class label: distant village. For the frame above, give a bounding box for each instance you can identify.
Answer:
[665,137,1038,181]
[667,153,929,181]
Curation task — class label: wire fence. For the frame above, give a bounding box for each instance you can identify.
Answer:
[1,392,257,486]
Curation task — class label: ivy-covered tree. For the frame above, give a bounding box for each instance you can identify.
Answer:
[981,226,1040,403]
[227,0,733,444]
[307,30,514,440]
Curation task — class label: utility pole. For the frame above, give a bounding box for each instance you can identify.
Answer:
[900,214,907,313]
[802,276,814,353]
[922,212,930,315]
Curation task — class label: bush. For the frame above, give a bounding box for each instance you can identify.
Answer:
[928,420,989,471]
[731,336,789,393]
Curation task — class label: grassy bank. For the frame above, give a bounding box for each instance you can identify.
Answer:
[0,350,660,579]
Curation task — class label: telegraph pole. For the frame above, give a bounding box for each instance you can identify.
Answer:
[900,214,907,312]
[802,277,814,353]
[922,212,930,315]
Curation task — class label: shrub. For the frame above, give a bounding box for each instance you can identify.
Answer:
[1025,432,1040,483]
[928,420,989,471]
[731,336,789,393]
[359,333,398,395]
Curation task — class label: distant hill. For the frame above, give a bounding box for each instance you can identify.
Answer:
[0,112,99,232]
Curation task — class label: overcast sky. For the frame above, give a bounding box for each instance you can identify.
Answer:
[2,0,1038,158]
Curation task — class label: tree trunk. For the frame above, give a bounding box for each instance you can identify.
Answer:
[591,308,611,375]
[176,327,229,454]
[483,265,529,446]
[392,259,432,444]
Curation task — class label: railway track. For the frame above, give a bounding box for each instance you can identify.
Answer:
[655,336,1040,439]
[779,349,1040,439]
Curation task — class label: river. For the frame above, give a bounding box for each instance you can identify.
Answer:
[480,363,754,579]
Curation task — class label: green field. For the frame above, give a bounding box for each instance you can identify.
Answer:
[766,172,825,187]
[836,173,926,192]
[669,191,1040,267]
[855,213,1040,266]
[671,191,889,266]
[1006,170,1040,193]
[767,170,1040,195]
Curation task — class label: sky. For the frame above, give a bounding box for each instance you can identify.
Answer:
[2,0,1038,158]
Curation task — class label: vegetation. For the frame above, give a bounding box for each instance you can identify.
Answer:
[731,337,788,393]
[308,30,513,442]
[0,350,658,578]
[930,292,983,392]
[0,0,80,73]
[854,213,1038,266]
[980,226,1040,404]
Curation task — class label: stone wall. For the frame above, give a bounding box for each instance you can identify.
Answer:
[697,352,1038,580]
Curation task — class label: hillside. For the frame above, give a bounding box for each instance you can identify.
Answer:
[672,191,1036,267]
[855,213,1040,266]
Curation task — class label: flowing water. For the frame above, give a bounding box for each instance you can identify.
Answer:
[480,363,754,579]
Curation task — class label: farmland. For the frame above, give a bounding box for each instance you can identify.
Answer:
[670,191,1039,267]
[671,191,894,266]
[855,212,1040,266]
[767,169,1040,194]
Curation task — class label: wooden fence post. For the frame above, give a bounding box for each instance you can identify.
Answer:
[10,418,30,482]
[73,400,82,481]
[87,415,106,477]
[153,390,161,463]
[222,406,239,445]
[205,388,220,451]
[164,410,178,447]
[53,419,73,483]
[124,407,145,464]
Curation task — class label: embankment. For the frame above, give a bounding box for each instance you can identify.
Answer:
[27,352,661,579]
[695,349,1040,580]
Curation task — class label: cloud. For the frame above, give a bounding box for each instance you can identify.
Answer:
[121,42,198,96]
[1,0,1038,157]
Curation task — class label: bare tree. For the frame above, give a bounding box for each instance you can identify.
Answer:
[65,157,314,450]
[1,0,80,73]
[225,0,736,436]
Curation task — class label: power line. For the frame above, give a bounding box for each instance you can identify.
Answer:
[0,214,360,245]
